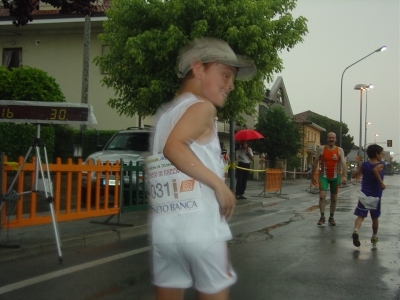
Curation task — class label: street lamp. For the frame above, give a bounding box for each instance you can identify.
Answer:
[354,84,369,163]
[363,84,374,161]
[339,46,386,147]
[375,134,379,143]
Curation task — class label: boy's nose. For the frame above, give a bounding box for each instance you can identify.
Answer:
[228,81,235,91]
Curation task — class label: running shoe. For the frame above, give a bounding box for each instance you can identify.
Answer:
[328,217,336,226]
[352,231,360,247]
[371,237,378,245]
[238,195,247,200]
[317,217,325,225]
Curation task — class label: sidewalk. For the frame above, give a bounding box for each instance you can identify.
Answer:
[0,178,314,262]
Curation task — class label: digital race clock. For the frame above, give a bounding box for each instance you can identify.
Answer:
[0,100,97,125]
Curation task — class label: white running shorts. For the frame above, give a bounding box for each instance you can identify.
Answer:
[152,241,237,294]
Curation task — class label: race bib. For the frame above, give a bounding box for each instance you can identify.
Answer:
[145,154,202,215]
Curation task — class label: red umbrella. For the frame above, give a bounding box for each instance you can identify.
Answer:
[234,129,264,141]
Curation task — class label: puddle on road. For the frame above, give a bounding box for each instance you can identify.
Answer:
[305,204,353,213]
[304,205,319,212]
[229,229,272,244]
[335,207,352,212]
[230,214,305,244]
[86,280,135,299]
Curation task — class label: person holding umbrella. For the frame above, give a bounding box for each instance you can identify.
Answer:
[235,140,254,199]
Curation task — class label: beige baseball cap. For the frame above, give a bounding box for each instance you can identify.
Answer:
[177,37,257,81]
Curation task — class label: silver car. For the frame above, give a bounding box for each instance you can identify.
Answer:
[82,127,151,203]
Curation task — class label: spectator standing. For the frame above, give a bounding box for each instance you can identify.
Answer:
[235,140,253,199]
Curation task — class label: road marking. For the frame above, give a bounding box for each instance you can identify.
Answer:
[0,246,151,295]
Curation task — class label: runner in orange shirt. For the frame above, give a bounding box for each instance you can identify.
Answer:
[311,132,348,226]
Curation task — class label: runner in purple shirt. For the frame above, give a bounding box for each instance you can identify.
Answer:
[351,144,386,247]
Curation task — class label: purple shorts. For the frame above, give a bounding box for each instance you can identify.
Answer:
[353,199,381,218]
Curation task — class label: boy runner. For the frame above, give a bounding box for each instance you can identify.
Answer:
[147,37,256,300]
[351,144,386,247]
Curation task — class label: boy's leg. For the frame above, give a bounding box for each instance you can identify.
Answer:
[371,217,379,245]
[198,289,229,300]
[354,215,364,230]
[156,287,184,300]
[370,201,381,245]
[372,217,379,235]
[352,215,364,247]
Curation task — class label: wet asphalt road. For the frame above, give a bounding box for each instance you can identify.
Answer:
[0,176,399,300]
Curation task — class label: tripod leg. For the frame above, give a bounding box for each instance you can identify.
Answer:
[36,144,63,263]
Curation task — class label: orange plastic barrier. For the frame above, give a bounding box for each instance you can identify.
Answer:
[264,169,283,193]
[1,156,120,229]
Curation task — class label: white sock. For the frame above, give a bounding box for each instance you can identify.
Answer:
[354,228,359,232]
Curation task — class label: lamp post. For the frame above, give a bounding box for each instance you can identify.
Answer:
[364,121,371,158]
[363,84,374,160]
[354,84,369,163]
[339,46,386,148]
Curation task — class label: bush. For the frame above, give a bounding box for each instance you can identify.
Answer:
[0,66,12,100]
[0,123,54,163]
[8,66,65,102]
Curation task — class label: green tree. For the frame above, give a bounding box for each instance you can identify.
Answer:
[0,66,65,102]
[306,115,354,156]
[0,66,65,162]
[94,0,308,121]
[252,106,303,167]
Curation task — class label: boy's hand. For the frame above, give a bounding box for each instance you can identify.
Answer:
[341,176,347,185]
[380,182,386,190]
[214,182,236,221]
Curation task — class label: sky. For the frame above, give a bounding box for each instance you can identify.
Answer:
[273,0,399,159]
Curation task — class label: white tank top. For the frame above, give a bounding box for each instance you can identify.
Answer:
[149,93,232,244]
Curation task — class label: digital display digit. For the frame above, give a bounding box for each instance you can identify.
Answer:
[0,101,97,125]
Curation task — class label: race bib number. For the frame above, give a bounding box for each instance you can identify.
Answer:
[145,154,202,215]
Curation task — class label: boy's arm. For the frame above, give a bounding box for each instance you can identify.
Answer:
[163,101,235,219]
[372,164,386,190]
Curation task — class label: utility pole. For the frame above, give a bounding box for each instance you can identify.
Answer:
[80,15,91,131]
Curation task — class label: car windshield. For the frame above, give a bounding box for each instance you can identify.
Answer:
[105,132,150,152]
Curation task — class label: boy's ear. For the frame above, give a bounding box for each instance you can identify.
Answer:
[191,59,204,79]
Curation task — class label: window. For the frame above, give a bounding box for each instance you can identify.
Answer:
[2,48,22,69]
[276,88,284,105]
[258,104,268,117]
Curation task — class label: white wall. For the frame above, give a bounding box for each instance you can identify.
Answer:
[0,19,139,131]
